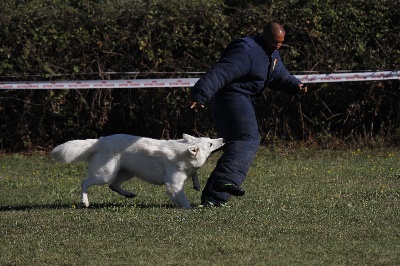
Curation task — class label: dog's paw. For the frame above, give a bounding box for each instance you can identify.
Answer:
[125,192,137,198]
[82,194,90,207]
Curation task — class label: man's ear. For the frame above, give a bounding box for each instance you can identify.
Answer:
[183,134,195,142]
[189,146,199,156]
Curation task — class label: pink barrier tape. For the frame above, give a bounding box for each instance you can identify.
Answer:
[0,71,399,89]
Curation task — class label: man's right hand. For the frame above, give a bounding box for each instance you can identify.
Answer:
[188,95,204,109]
[298,84,308,95]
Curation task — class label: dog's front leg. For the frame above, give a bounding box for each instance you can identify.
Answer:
[165,174,192,208]
[192,172,201,191]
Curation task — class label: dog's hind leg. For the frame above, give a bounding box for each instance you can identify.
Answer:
[81,154,119,207]
[81,177,108,207]
[109,170,136,198]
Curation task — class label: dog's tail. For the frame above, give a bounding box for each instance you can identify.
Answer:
[51,139,98,163]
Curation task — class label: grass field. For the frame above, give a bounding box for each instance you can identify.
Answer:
[1,147,400,265]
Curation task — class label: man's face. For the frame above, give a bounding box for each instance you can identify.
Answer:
[264,31,285,53]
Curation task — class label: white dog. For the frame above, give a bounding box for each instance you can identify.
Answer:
[51,134,224,208]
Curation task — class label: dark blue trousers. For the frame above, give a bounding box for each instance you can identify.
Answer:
[202,91,260,204]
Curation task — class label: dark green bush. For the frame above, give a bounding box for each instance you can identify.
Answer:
[0,0,399,151]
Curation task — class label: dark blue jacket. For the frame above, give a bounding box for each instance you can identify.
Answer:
[191,34,301,105]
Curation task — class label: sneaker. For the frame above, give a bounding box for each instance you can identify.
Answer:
[198,197,229,208]
[214,180,245,196]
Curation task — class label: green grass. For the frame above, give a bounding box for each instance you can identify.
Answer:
[1,148,400,265]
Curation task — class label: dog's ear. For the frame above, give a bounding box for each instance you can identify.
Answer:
[183,134,195,142]
[189,146,199,156]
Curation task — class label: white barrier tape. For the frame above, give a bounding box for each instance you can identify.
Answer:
[297,71,400,83]
[0,79,197,89]
[0,71,399,89]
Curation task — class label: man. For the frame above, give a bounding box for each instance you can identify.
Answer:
[189,21,307,206]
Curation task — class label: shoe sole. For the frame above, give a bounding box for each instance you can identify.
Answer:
[214,183,245,196]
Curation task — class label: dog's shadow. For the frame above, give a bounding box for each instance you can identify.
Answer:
[0,202,178,212]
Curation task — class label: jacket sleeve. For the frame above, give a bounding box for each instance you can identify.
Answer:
[268,55,301,95]
[190,40,252,105]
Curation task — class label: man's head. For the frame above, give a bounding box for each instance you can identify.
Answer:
[262,21,285,53]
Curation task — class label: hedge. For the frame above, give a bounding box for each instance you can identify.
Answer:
[0,0,399,151]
